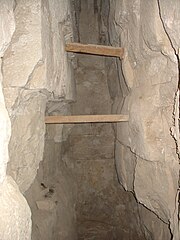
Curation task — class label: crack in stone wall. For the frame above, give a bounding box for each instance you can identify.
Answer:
[66,1,171,239]
[109,0,180,239]
[1,0,76,239]
[0,1,32,239]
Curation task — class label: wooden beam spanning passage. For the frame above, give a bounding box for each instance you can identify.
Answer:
[45,114,129,124]
[65,43,124,59]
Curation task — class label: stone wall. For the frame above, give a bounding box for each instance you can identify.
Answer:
[0,0,179,239]
[1,0,76,239]
[67,1,171,239]
[3,0,75,193]
[25,105,77,239]
[69,1,144,237]
[0,1,31,239]
[108,0,180,239]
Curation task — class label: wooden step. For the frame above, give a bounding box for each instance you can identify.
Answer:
[45,114,128,124]
[65,43,124,58]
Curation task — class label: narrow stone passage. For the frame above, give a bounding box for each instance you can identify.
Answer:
[0,0,179,239]
[67,1,144,239]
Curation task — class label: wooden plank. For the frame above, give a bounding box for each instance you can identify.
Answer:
[65,43,124,58]
[45,114,128,124]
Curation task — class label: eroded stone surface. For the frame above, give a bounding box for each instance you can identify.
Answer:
[109,0,179,238]
[0,2,32,240]
[25,117,77,240]
[0,0,15,184]
[3,0,42,88]
[138,204,171,240]
[3,0,75,193]
[0,79,11,183]
[0,176,31,240]
[115,142,136,191]
[6,1,78,239]
[3,0,75,99]
[7,90,47,193]
[1,1,76,239]
[1,0,179,239]
[0,0,15,57]
[68,2,148,239]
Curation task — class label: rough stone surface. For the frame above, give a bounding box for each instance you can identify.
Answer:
[3,0,75,99]
[0,0,15,184]
[138,204,171,240]
[109,0,180,238]
[67,1,165,239]
[3,0,42,88]
[0,176,31,240]
[2,0,76,239]
[0,77,11,183]
[41,0,75,99]
[0,2,32,240]
[7,90,47,193]
[3,0,75,193]
[0,0,15,57]
[1,0,179,239]
[115,142,136,191]
[25,108,77,240]
[4,1,78,239]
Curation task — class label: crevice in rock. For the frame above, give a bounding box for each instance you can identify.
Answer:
[157,0,180,236]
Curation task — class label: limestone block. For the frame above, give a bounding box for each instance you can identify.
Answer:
[134,157,178,222]
[7,90,47,192]
[115,142,136,191]
[158,0,180,53]
[140,0,174,59]
[41,0,75,100]
[0,2,32,239]
[110,0,180,235]
[3,87,20,116]
[0,76,11,183]
[0,0,15,183]
[127,66,179,225]
[129,85,166,161]
[3,0,42,88]
[138,204,171,240]
[2,0,75,100]
[156,3,180,234]
[0,0,15,57]
[0,176,31,240]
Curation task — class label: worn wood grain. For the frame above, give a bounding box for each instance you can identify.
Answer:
[65,43,124,58]
[45,114,129,124]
